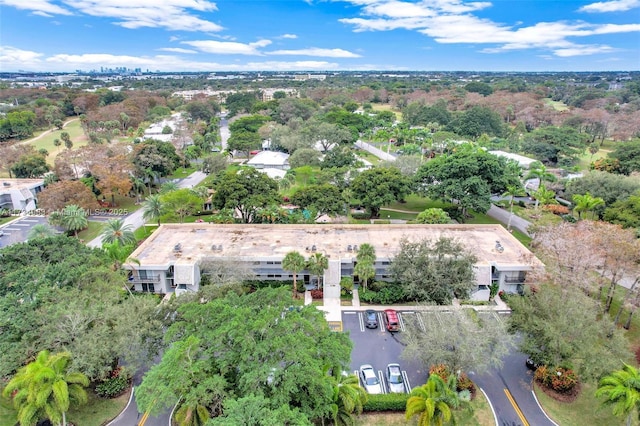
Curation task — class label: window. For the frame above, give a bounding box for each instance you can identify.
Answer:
[141,283,155,293]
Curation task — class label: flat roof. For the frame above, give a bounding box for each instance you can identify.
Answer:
[130,224,541,269]
[0,179,44,192]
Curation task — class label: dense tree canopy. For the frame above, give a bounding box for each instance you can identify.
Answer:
[609,139,640,175]
[415,145,519,215]
[291,184,345,217]
[445,106,504,139]
[389,237,477,304]
[350,167,410,218]
[521,126,589,166]
[212,168,279,223]
[137,287,352,423]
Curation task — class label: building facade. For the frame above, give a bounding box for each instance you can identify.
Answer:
[126,224,542,300]
[0,179,45,213]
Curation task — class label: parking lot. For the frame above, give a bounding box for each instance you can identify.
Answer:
[342,310,430,394]
[0,216,50,248]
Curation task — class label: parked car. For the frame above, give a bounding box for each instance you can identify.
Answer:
[386,363,405,393]
[359,364,383,394]
[384,309,400,332]
[365,309,378,329]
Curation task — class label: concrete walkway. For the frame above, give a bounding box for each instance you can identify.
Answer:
[87,171,208,248]
[487,204,533,237]
[355,139,396,162]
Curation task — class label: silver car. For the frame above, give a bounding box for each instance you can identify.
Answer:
[359,364,383,394]
[386,363,405,393]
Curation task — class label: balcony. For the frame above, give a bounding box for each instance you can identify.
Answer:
[128,274,161,283]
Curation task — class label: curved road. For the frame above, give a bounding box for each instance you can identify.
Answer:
[18,118,78,146]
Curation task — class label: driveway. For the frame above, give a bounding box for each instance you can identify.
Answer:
[487,204,533,237]
[87,171,208,248]
[0,216,51,248]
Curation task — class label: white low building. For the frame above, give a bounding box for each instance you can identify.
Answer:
[247,151,290,170]
[125,224,543,300]
[0,179,45,213]
[489,151,537,169]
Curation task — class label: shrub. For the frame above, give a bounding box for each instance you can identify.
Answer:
[443,206,463,222]
[534,366,578,394]
[428,365,476,395]
[543,204,570,215]
[561,214,577,223]
[245,280,294,291]
[359,285,406,304]
[310,289,323,299]
[95,367,130,398]
[351,212,371,220]
[363,393,409,412]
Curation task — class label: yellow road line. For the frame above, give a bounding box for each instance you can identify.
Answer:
[138,408,151,426]
[504,388,530,426]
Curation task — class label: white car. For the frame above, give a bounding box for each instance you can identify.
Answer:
[386,363,406,393]
[359,364,383,394]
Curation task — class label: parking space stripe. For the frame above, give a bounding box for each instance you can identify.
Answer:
[398,313,406,332]
[378,370,386,394]
[416,313,426,332]
[402,370,412,393]
[378,312,385,332]
[358,312,365,332]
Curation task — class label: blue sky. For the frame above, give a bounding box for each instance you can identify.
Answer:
[1,0,639,72]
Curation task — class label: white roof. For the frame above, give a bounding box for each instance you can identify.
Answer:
[489,151,537,168]
[247,151,290,167]
[259,168,287,179]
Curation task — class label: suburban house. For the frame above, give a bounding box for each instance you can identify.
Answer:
[489,151,537,169]
[125,224,543,300]
[0,179,45,213]
[246,151,290,170]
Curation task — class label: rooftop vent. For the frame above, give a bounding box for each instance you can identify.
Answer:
[495,241,504,253]
[347,245,353,252]
[353,245,358,252]
[173,243,182,253]
[311,245,317,252]
[2,182,10,187]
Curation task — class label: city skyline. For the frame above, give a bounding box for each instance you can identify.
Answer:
[1,0,639,73]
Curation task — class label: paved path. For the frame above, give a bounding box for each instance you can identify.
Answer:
[17,118,78,146]
[487,204,533,236]
[87,171,208,248]
[355,139,396,162]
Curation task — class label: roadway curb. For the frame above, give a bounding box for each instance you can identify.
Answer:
[531,385,560,426]
[105,385,135,426]
[479,387,499,426]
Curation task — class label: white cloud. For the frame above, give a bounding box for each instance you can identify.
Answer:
[580,0,640,12]
[0,0,72,15]
[0,46,44,70]
[337,0,640,57]
[267,48,361,58]
[182,39,272,55]
[157,47,198,54]
[553,44,617,56]
[280,34,298,39]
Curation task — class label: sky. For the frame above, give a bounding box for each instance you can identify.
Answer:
[0,0,639,72]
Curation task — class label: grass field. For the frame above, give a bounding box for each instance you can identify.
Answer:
[23,119,87,165]
[166,165,196,180]
[371,103,403,121]
[545,99,570,112]
[534,382,633,426]
[77,220,105,243]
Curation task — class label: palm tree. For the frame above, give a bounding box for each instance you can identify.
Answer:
[59,204,88,238]
[100,218,136,246]
[130,176,146,204]
[502,185,525,230]
[356,243,376,264]
[525,162,556,185]
[329,370,368,426]
[532,185,557,210]
[354,261,375,293]
[174,402,210,426]
[2,350,89,426]
[572,192,605,219]
[53,138,62,153]
[405,374,460,426]
[282,251,306,298]
[143,194,164,226]
[159,181,180,194]
[307,252,328,290]
[596,363,640,426]
[27,223,56,240]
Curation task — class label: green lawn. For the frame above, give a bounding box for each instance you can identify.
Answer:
[67,388,130,426]
[545,99,570,112]
[0,216,17,226]
[77,221,105,243]
[534,382,634,426]
[134,225,158,241]
[379,209,418,220]
[24,119,87,165]
[166,165,197,180]
[385,195,453,212]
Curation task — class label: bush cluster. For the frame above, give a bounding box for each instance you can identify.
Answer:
[428,364,476,395]
[310,289,323,299]
[359,285,406,304]
[363,393,410,412]
[543,205,570,215]
[95,367,130,399]
[245,280,294,291]
[351,212,371,220]
[534,366,578,394]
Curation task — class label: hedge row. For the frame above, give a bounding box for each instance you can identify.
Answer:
[363,393,410,412]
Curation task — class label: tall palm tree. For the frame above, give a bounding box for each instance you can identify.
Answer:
[100,218,136,246]
[356,243,376,264]
[174,402,210,426]
[502,185,525,230]
[532,185,557,210]
[2,350,89,426]
[282,251,306,298]
[59,204,88,238]
[307,252,329,290]
[143,194,164,226]
[329,370,368,426]
[354,261,375,293]
[525,162,556,185]
[572,192,605,219]
[130,176,146,204]
[160,181,180,194]
[596,363,640,426]
[405,374,460,426]
[27,223,56,240]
